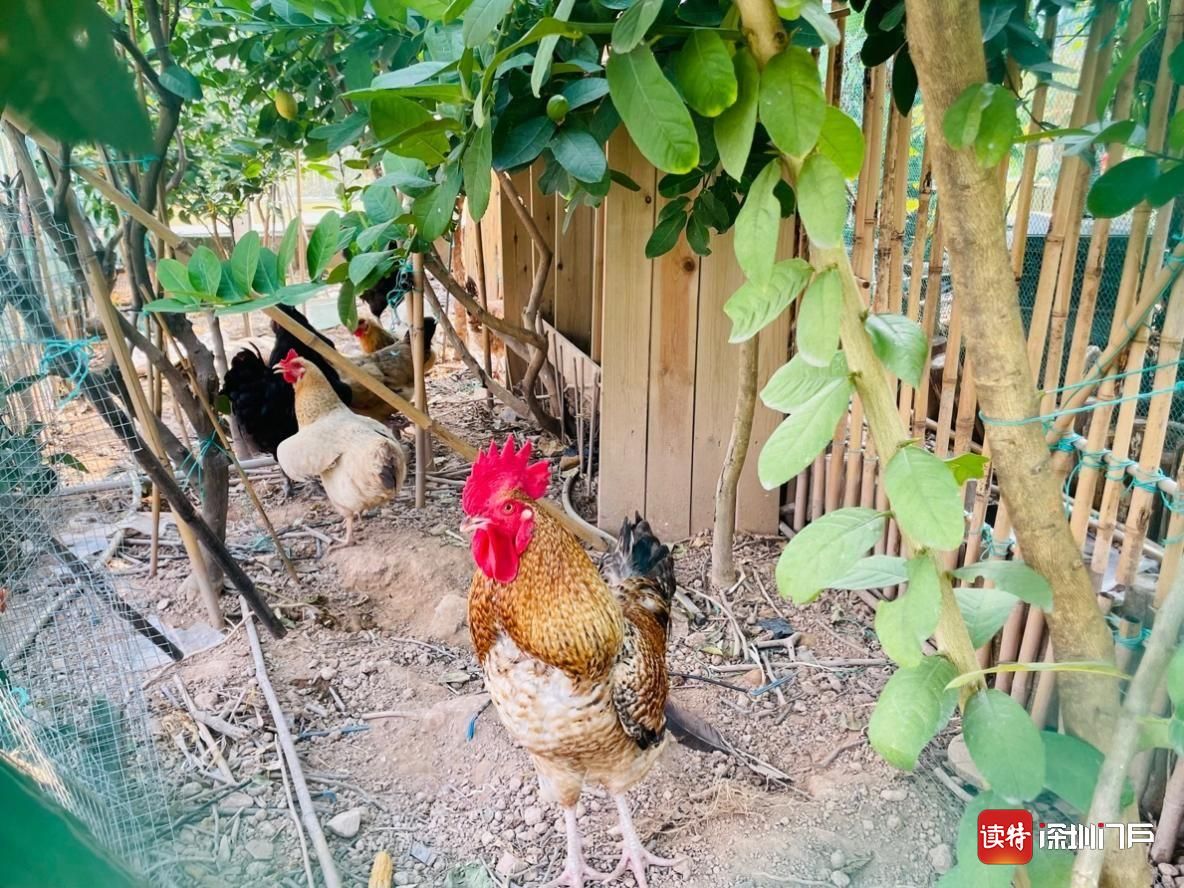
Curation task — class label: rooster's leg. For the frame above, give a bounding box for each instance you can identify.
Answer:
[541,806,612,888]
[342,515,355,547]
[606,794,679,888]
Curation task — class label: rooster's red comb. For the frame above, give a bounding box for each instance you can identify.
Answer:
[278,348,300,366]
[462,437,550,515]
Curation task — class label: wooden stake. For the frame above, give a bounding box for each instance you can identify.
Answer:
[411,253,430,508]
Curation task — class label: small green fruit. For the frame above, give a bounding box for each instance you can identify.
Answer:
[546,95,570,123]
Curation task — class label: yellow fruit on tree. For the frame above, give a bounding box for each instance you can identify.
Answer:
[275,90,298,121]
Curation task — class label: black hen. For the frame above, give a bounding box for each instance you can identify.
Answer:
[359,262,414,321]
[222,306,353,482]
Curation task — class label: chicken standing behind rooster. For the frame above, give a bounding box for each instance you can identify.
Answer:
[462,439,680,888]
[275,350,406,546]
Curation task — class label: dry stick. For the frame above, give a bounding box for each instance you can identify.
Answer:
[411,254,429,509]
[276,736,317,888]
[242,599,341,888]
[150,320,164,577]
[495,171,561,437]
[263,306,609,551]
[1009,10,1059,280]
[1072,561,1184,888]
[1151,759,1184,863]
[473,217,495,416]
[711,335,759,588]
[735,0,981,686]
[421,283,530,418]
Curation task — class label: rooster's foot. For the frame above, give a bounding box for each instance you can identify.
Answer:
[542,807,613,888]
[607,795,681,888]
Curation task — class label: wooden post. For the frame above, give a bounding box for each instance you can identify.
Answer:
[411,253,429,508]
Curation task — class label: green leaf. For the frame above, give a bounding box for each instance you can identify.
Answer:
[944,82,993,149]
[370,94,449,165]
[948,660,1128,691]
[0,0,153,153]
[159,64,203,101]
[758,376,852,489]
[1087,156,1158,218]
[673,31,737,118]
[338,281,358,331]
[1167,647,1184,709]
[724,257,811,342]
[876,555,942,668]
[796,267,841,366]
[276,282,328,306]
[464,122,493,222]
[363,183,400,225]
[550,130,607,183]
[864,312,927,387]
[413,163,464,242]
[307,212,342,279]
[830,554,909,590]
[276,218,301,286]
[816,107,865,179]
[974,86,1018,168]
[868,655,958,771]
[493,116,556,170]
[531,0,577,96]
[1148,162,1184,209]
[944,793,1018,888]
[561,78,610,110]
[714,49,760,181]
[187,247,222,297]
[356,222,394,253]
[759,47,825,158]
[368,61,452,90]
[1026,848,1074,888]
[1041,731,1108,814]
[954,585,1016,648]
[799,0,840,45]
[891,47,918,115]
[946,453,990,486]
[952,560,1053,609]
[156,258,193,299]
[463,0,514,46]
[884,445,966,551]
[1096,18,1161,119]
[612,0,663,53]
[382,154,435,195]
[1173,43,1184,85]
[774,507,884,603]
[230,232,261,297]
[796,153,847,248]
[645,208,687,258]
[252,249,281,295]
[349,251,394,286]
[963,688,1045,802]
[761,351,849,412]
[734,160,784,285]
[607,46,700,174]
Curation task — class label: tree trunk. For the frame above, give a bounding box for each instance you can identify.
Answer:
[903,3,1145,886]
[711,338,758,587]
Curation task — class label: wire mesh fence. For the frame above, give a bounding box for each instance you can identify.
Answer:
[0,145,183,881]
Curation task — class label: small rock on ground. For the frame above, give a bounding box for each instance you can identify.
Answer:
[327,807,364,839]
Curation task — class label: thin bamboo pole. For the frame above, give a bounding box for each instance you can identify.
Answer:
[1115,276,1184,583]
[905,148,934,439]
[1009,10,1059,279]
[1023,10,1113,379]
[411,253,430,508]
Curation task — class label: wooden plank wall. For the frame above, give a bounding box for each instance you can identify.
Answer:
[457,134,788,541]
[598,130,786,539]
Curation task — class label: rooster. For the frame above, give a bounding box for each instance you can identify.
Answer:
[274,350,406,546]
[222,305,353,497]
[462,438,680,888]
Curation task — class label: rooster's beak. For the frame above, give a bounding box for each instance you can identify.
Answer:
[459,516,488,536]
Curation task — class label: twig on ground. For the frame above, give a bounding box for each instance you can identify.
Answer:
[276,739,317,888]
[242,596,342,888]
[817,737,864,768]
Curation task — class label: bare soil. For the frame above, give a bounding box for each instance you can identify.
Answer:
[51,314,964,888]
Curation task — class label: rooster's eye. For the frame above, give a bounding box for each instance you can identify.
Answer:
[503,502,515,514]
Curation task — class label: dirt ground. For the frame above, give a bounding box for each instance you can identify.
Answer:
[91,321,973,888]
